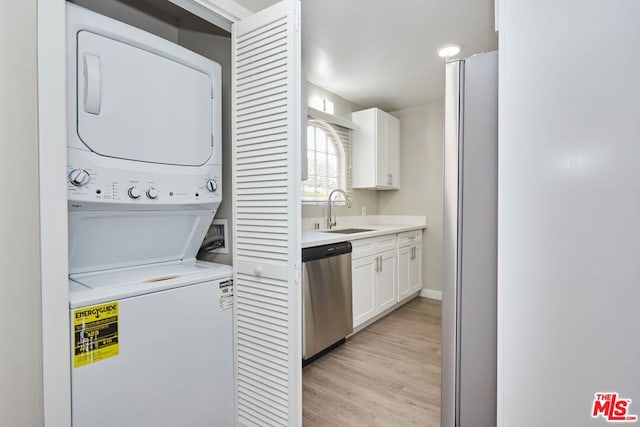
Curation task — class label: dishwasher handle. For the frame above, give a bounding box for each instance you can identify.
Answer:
[302,241,352,262]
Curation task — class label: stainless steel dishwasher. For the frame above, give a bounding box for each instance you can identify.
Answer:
[302,241,353,361]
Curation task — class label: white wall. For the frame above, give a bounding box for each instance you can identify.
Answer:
[378,103,444,293]
[498,1,640,426]
[307,82,360,123]
[304,82,379,220]
[0,0,44,425]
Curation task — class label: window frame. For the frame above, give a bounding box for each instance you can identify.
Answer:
[302,119,350,204]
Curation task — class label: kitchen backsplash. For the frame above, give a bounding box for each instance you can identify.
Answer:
[302,188,378,219]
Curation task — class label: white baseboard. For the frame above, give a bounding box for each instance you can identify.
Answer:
[420,289,442,301]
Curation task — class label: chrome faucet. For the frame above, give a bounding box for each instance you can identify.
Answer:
[327,189,352,229]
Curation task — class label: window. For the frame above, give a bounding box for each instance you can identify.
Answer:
[302,119,352,202]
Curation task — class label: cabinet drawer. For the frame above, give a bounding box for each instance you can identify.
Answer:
[351,233,398,259]
[351,237,378,259]
[376,234,397,252]
[397,229,422,248]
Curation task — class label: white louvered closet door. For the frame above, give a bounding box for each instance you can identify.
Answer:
[232,1,302,426]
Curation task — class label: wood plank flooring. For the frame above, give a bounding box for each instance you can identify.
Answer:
[302,297,441,426]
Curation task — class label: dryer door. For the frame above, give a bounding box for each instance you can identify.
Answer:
[76,30,213,166]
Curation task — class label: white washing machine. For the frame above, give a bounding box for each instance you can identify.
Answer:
[69,261,233,427]
[65,4,232,426]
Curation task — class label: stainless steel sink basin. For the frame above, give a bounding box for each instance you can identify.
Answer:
[324,228,374,234]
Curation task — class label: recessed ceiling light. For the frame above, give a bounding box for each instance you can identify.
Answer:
[438,45,461,58]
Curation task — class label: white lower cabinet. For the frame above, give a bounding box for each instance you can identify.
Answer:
[410,245,422,294]
[376,250,397,312]
[350,229,424,329]
[352,235,397,328]
[398,230,423,302]
[398,243,422,301]
[398,245,412,301]
[352,256,377,327]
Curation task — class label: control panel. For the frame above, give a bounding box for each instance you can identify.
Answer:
[67,163,221,207]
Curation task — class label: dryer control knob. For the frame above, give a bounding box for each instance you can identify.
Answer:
[68,169,91,187]
[128,187,141,199]
[206,179,218,192]
[146,188,159,199]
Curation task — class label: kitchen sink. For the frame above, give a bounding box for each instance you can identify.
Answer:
[325,228,374,234]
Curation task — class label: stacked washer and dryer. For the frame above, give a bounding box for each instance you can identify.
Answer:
[65,4,233,426]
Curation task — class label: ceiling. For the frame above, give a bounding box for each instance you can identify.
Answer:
[236,0,497,111]
[234,0,276,13]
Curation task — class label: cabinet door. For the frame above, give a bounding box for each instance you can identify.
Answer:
[377,250,397,312]
[375,109,388,187]
[397,246,412,301]
[410,245,423,294]
[352,109,377,189]
[352,256,377,328]
[385,114,400,189]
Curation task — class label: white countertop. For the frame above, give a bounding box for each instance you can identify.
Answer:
[302,223,426,248]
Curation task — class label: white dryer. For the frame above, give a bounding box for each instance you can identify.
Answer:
[66,2,222,213]
[65,4,232,427]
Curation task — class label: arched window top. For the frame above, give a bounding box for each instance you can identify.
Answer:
[303,119,350,202]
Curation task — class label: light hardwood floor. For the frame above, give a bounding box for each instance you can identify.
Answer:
[302,297,441,426]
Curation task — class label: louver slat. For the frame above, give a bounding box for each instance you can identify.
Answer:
[238,102,287,121]
[238,67,287,94]
[233,2,301,425]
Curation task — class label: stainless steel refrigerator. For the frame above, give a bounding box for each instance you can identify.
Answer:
[442,51,498,427]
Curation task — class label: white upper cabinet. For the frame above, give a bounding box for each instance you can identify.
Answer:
[352,107,400,190]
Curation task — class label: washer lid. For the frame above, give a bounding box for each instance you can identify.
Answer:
[71,260,231,289]
[69,260,233,308]
[76,30,214,166]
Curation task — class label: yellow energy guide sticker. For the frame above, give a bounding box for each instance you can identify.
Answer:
[73,302,119,368]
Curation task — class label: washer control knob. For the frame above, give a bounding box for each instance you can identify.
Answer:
[128,187,141,199]
[146,188,159,199]
[68,169,91,187]
[206,179,218,192]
